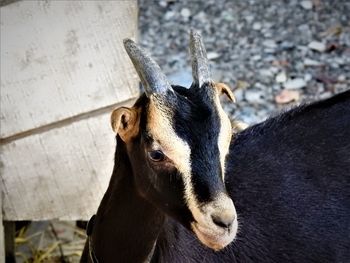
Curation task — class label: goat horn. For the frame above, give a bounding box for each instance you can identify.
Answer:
[189,29,211,87]
[123,39,173,96]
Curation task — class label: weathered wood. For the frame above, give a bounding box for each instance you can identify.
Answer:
[0,0,138,138]
[0,0,139,221]
[1,99,138,220]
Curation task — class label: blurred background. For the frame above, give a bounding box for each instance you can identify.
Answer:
[1,0,349,262]
[138,0,350,124]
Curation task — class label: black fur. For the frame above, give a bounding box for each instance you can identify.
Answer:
[81,90,350,262]
[173,84,224,203]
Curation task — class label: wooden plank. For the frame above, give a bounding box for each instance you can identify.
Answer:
[0,0,138,138]
[0,99,136,220]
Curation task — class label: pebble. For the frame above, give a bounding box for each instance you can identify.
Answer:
[207,52,221,60]
[245,89,265,103]
[212,69,224,82]
[244,15,254,23]
[304,73,312,82]
[251,55,262,61]
[300,1,313,10]
[237,107,261,125]
[275,72,287,83]
[159,1,167,7]
[252,22,262,30]
[180,8,191,18]
[338,75,346,82]
[283,78,307,89]
[259,69,274,77]
[304,58,323,66]
[194,11,206,22]
[280,41,295,51]
[262,39,277,49]
[168,70,192,87]
[275,90,300,104]
[234,89,244,102]
[308,41,326,52]
[164,11,175,20]
[319,92,332,100]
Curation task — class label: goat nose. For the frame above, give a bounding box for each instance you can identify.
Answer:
[211,210,235,229]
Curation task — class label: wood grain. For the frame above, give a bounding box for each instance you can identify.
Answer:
[0,0,139,221]
[1,101,136,220]
[0,0,139,138]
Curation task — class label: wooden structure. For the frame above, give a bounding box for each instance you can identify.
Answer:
[0,0,139,259]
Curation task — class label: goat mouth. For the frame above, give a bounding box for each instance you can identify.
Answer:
[192,221,237,251]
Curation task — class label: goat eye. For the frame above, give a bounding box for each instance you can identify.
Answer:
[148,150,165,162]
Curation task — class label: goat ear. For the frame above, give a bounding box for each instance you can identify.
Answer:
[214,83,236,103]
[111,107,139,142]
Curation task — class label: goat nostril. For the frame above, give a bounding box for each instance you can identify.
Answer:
[211,212,235,229]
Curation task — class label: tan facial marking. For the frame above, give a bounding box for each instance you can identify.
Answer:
[146,96,205,223]
[213,83,233,180]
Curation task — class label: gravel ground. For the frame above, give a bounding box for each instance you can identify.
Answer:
[139,0,350,124]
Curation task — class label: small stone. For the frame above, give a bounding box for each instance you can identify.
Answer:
[245,89,265,103]
[275,90,300,104]
[259,69,273,77]
[338,75,346,82]
[270,67,279,74]
[168,70,192,87]
[234,89,244,102]
[331,62,339,69]
[334,57,345,66]
[180,8,191,18]
[300,0,313,10]
[254,82,265,89]
[164,11,175,20]
[264,48,276,54]
[212,69,224,82]
[251,55,261,61]
[308,41,326,52]
[207,52,221,60]
[319,92,332,100]
[280,41,295,51]
[252,22,262,30]
[194,11,206,22]
[304,73,312,82]
[244,15,254,24]
[222,10,235,22]
[262,39,277,49]
[236,80,250,89]
[159,1,167,7]
[304,58,323,66]
[334,83,349,93]
[284,78,307,89]
[275,72,287,83]
[238,106,261,125]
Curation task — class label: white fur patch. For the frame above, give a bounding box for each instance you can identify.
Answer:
[213,92,233,180]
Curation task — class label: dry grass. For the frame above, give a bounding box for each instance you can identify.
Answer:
[15,221,86,263]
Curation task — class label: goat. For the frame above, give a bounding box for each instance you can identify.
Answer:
[81,30,350,262]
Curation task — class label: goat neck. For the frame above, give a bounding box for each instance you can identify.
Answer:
[87,137,165,262]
